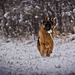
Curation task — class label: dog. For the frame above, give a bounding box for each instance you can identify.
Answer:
[37,17,55,57]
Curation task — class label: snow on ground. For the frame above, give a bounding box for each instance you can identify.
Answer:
[0,34,75,75]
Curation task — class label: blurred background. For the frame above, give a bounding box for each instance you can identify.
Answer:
[0,0,75,38]
[0,1,75,75]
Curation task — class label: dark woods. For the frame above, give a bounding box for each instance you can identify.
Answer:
[0,0,75,38]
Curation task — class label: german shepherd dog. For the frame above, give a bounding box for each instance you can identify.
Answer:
[37,17,55,57]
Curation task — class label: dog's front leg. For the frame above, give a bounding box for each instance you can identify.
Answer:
[46,51,50,57]
[40,43,47,56]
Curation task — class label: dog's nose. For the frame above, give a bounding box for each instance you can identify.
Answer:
[48,52,52,54]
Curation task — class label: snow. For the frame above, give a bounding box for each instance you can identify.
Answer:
[12,8,17,12]
[62,12,65,17]
[66,12,71,16]
[4,12,10,19]
[6,23,9,26]
[73,9,75,13]
[35,16,38,19]
[0,34,75,75]
[35,6,40,9]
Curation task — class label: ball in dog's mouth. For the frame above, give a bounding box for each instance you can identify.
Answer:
[47,29,52,34]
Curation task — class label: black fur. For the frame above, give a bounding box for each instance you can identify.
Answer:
[37,37,40,45]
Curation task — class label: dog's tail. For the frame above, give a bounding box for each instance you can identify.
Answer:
[37,37,40,51]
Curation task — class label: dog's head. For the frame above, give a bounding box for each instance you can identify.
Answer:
[43,17,54,33]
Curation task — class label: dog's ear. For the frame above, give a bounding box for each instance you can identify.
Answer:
[49,15,54,25]
[44,17,47,21]
[43,16,47,24]
[51,16,54,22]
[43,19,45,24]
[49,15,54,22]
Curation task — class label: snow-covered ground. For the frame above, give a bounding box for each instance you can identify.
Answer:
[0,34,75,75]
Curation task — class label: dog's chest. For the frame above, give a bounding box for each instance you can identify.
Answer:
[44,33,52,43]
[45,33,51,39]
[44,33,53,49]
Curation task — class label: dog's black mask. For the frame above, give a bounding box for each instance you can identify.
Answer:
[43,21,53,31]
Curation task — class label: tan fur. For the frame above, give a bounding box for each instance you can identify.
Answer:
[37,24,55,57]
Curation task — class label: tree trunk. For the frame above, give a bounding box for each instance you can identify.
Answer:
[56,1,63,33]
